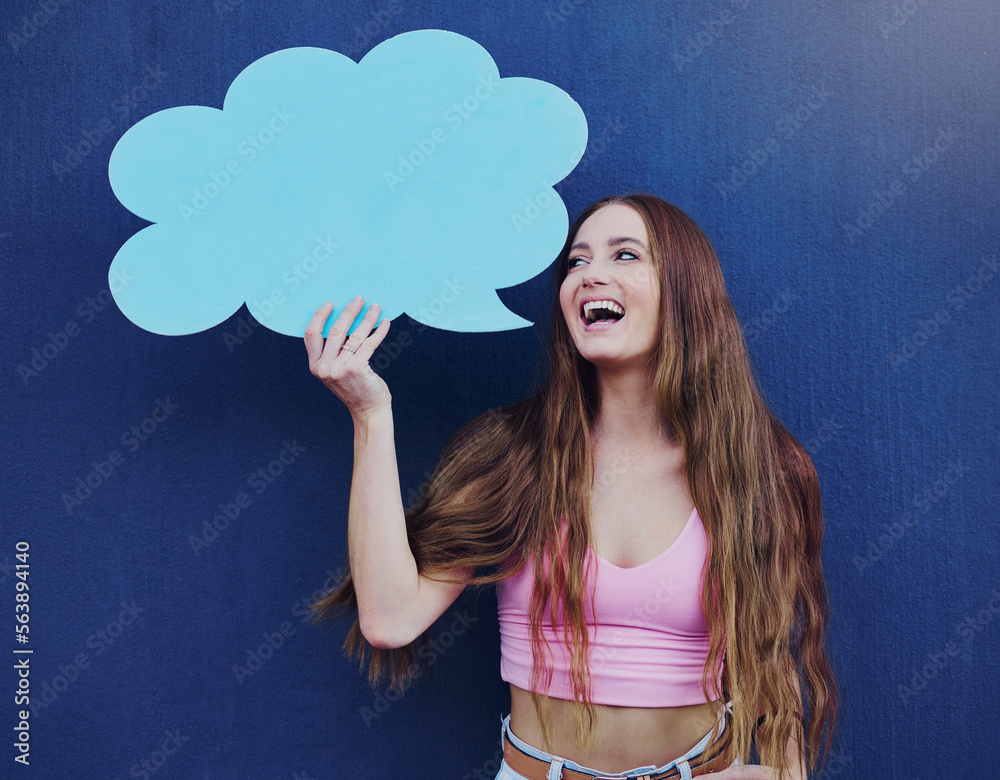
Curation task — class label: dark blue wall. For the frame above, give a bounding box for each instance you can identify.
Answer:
[2,1,998,778]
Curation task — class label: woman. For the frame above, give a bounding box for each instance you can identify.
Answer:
[304,194,838,780]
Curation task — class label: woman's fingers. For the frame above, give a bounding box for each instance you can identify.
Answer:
[350,304,390,362]
[326,296,368,361]
[305,297,391,371]
[338,300,385,360]
[303,301,335,367]
[304,297,394,415]
[305,296,365,367]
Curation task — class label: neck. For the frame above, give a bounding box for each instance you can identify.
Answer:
[591,365,677,448]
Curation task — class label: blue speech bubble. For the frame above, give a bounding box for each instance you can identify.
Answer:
[107,29,588,337]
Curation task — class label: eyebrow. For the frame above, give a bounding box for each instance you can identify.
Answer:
[570,236,648,252]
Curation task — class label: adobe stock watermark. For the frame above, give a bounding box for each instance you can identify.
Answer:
[0,555,16,586]
[743,288,800,345]
[801,416,843,457]
[358,603,478,726]
[812,747,854,779]
[543,0,590,28]
[30,599,145,717]
[842,127,959,245]
[511,116,626,234]
[213,0,244,20]
[878,0,932,39]
[62,397,179,516]
[341,0,403,59]
[898,588,1000,703]
[402,412,508,511]
[188,439,307,556]
[226,279,460,367]
[51,64,168,181]
[593,447,637,497]
[7,0,72,53]
[179,107,295,222]
[224,305,414,364]
[127,727,189,779]
[511,184,566,235]
[673,0,753,73]
[228,235,342,341]
[233,621,297,685]
[291,564,351,625]
[888,254,998,372]
[411,277,468,333]
[565,116,626,184]
[589,577,683,670]
[233,564,351,686]
[403,468,436,512]
[681,379,711,408]
[463,737,505,780]
[220,311,268,352]
[16,278,132,386]
[853,457,969,577]
[366,326,415,372]
[715,86,832,202]
[385,73,501,192]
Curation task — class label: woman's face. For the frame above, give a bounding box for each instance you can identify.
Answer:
[559,203,661,372]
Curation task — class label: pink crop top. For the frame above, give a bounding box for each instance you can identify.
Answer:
[496,506,723,707]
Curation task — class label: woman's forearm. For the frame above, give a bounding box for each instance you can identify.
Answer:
[348,403,420,648]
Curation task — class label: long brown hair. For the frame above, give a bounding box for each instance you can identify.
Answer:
[309,194,838,779]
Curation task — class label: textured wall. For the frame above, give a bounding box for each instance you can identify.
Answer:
[2,1,998,778]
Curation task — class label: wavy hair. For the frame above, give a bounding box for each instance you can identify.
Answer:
[309,194,838,779]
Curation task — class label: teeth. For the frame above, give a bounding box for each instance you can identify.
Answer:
[582,300,625,322]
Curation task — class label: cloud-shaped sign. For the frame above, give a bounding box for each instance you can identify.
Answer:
[107,29,588,337]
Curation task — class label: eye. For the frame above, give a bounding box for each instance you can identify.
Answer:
[565,248,640,270]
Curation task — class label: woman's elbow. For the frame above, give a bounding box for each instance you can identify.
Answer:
[360,613,413,649]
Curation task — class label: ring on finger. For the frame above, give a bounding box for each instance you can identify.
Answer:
[340,344,356,354]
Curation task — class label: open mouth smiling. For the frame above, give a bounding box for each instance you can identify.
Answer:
[579,298,625,331]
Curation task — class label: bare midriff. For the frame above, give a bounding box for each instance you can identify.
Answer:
[508,683,720,773]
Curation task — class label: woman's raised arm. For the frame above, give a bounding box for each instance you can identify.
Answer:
[304,298,473,650]
[349,405,474,648]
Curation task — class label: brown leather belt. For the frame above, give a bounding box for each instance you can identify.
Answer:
[501,710,734,780]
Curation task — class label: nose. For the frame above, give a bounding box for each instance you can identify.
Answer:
[580,256,611,287]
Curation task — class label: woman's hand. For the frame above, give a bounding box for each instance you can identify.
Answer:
[304,296,392,421]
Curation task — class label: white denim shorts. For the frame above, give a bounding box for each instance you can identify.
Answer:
[494,701,739,780]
